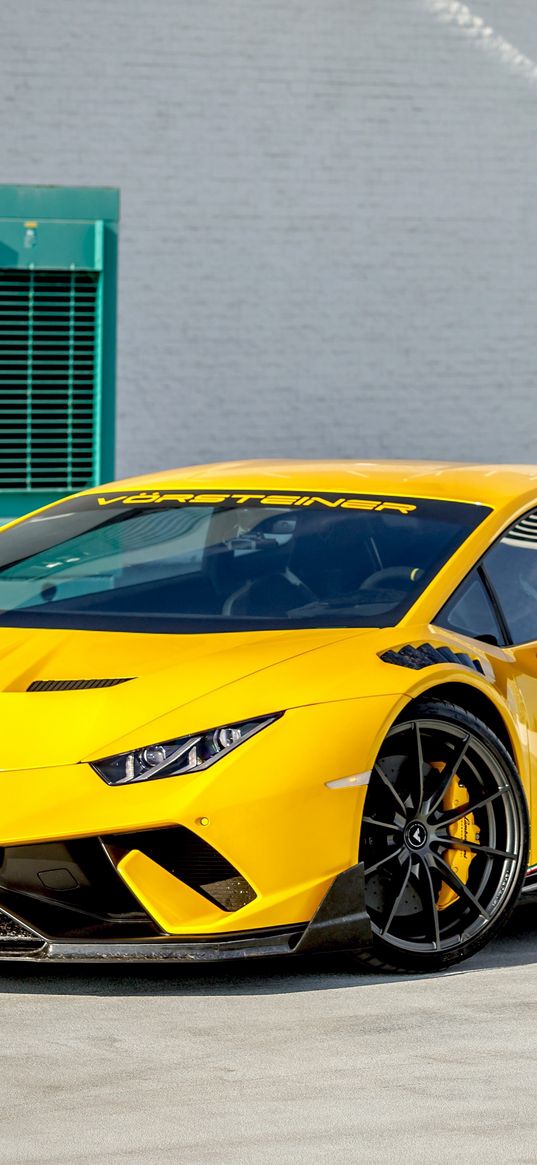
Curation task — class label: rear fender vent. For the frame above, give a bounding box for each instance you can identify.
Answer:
[28,678,133,691]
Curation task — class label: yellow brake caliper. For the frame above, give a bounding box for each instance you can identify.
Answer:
[430,761,480,911]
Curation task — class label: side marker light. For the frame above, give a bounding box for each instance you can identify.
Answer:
[325,772,371,789]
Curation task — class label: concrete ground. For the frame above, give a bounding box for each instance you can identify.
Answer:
[1,906,537,1165]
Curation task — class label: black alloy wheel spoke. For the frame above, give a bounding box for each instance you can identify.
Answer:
[380,854,412,937]
[412,722,425,812]
[374,761,408,815]
[427,734,471,815]
[416,853,440,950]
[431,851,491,921]
[362,816,404,833]
[436,785,509,830]
[364,844,405,877]
[434,836,517,862]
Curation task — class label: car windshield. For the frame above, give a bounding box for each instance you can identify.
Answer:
[0,489,490,633]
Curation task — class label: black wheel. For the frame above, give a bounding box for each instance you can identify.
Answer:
[356,700,529,973]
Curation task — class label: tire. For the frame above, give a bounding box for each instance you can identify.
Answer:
[354,699,529,973]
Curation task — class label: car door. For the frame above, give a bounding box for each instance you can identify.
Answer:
[478,508,537,761]
[435,510,537,855]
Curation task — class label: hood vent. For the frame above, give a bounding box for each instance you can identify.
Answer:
[27,678,133,692]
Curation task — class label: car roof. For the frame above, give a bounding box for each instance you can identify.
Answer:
[87,460,537,511]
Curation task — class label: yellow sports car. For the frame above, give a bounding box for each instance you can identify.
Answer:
[0,459,536,972]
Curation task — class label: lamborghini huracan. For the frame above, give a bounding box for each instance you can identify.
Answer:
[0,459,536,972]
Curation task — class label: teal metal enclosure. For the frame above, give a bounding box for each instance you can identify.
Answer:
[0,186,119,518]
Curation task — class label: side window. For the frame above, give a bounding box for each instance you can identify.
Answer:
[435,570,504,645]
[482,509,537,645]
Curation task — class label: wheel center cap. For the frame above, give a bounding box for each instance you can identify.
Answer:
[404,820,428,850]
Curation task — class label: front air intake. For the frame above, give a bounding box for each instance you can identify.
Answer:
[104,826,257,913]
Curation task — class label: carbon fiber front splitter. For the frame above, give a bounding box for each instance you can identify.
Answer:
[0,863,371,963]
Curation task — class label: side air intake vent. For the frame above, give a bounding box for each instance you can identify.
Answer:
[380,644,485,675]
[28,678,133,691]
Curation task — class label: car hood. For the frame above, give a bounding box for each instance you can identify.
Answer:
[0,624,390,769]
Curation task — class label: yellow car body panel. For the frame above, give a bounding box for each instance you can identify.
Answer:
[0,459,536,961]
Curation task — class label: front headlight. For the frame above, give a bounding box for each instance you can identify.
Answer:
[91,713,281,786]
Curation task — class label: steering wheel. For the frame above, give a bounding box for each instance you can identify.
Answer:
[359,566,422,591]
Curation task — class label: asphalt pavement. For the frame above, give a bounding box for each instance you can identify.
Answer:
[1,905,537,1165]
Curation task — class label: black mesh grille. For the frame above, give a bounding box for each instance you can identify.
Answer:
[0,269,99,491]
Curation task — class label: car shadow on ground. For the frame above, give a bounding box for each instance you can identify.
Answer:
[0,900,535,998]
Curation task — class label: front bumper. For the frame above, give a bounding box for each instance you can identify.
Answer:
[0,697,395,940]
[0,696,396,958]
[0,863,371,962]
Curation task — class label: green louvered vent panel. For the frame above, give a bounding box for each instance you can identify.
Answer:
[0,269,100,491]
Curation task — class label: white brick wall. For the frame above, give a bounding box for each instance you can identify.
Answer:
[0,0,535,477]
